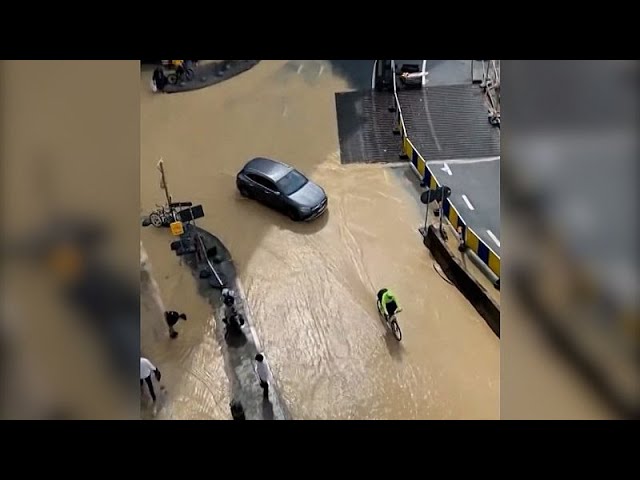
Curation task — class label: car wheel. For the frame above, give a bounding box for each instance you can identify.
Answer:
[239,186,251,198]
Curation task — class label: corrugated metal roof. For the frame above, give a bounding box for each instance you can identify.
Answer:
[335,90,402,164]
[398,84,500,161]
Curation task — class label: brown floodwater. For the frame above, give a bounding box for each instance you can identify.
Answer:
[140,60,499,419]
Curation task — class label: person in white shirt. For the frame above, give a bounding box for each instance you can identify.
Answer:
[255,353,269,400]
[140,357,161,403]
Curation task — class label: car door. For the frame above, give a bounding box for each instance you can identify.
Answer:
[247,173,281,209]
[258,176,283,209]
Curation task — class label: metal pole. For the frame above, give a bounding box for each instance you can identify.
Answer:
[391,60,396,93]
[423,192,430,232]
[483,60,488,87]
[157,159,172,207]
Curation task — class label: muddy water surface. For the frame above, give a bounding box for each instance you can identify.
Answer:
[140,60,499,419]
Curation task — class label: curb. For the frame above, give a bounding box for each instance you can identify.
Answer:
[423,225,500,337]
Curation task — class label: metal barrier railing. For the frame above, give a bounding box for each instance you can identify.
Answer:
[391,60,407,140]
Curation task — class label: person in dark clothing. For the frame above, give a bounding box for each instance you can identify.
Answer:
[223,312,244,338]
[255,353,269,399]
[222,288,235,307]
[377,288,400,319]
[230,400,246,420]
[152,67,168,92]
[183,60,194,72]
[165,310,187,339]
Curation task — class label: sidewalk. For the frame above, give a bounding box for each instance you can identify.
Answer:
[178,224,290,420]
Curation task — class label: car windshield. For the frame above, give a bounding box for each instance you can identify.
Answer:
[276,170,308,196]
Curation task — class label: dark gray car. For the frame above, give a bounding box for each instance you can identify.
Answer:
[236,157,328,221]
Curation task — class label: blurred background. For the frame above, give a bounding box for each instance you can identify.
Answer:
[501,60,639,419]
[0,61,140,419]
[0,60,637,419]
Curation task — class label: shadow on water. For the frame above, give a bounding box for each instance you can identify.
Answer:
[140,384,167,420]
[261,398,275,420]
[282,210,330,235]
[376,309,405,361]
[384,331,404,361]
[224,328,248,348]
[233,195,330,236]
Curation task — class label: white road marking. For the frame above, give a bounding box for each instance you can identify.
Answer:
[487,230,501,247]
[426,156,500,165]
[423,95,442,152]
[371,60,378,89]
[282,105,288,117]
[297,64,303,75]
[318,64,324,77]
[422,60,427,87]
[441,163,452,175]
[462,194,475,210]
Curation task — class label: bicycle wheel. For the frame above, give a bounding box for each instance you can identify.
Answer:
[167,73,178,85]
[390,319,402,341]
[149,212,164,228]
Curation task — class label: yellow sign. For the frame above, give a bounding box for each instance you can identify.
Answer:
[170,221,184,236]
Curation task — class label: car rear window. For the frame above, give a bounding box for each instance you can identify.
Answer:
[277,170,308,196]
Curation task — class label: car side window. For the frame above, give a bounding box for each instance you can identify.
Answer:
[247,173,277,192]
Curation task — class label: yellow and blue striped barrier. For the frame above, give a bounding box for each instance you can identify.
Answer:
[401,130,500,279]
[391,90,500,278]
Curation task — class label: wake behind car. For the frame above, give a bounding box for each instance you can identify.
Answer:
[236,157,328,221]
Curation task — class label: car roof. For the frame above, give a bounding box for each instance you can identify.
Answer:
[243,157,294,182]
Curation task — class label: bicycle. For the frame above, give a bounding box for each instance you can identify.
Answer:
[377,299,403,341]
[167,61,195,85]
[144,201,193,228]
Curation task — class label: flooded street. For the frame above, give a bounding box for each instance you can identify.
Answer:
[140,60,499,419]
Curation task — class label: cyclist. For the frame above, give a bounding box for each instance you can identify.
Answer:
[377,288,401,319]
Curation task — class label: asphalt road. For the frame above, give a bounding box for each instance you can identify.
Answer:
[428,157,501,255]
